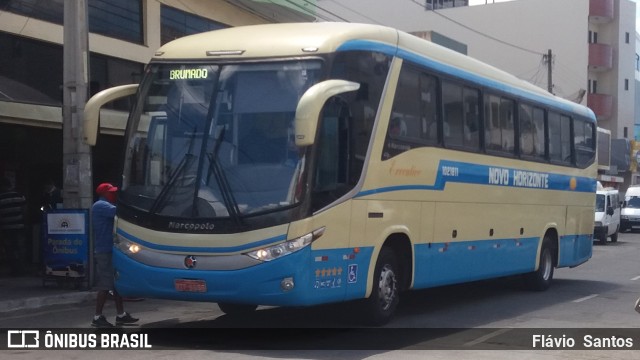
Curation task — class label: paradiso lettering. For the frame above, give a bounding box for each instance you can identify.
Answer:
[169,68,208,80]
[488,167,549,189]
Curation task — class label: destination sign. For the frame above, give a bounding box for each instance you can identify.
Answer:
[169,68,208,80]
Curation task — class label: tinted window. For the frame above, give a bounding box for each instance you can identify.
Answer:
[384,64,438,159]
[574,118,596,168]
[549,113,572,164]
[314,50,391,210]
[2,0,143,43]
[161,5,227,45]
[0,32,142,109]
[90,54,144,110]
[485,94,515,154]
[0,32,62,105]
[519,103,546,159]
[442,82,480,150]
[89,0,143,43]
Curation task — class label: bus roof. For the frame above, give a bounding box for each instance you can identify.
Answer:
[155,22,594,120]
[154,22,398,60]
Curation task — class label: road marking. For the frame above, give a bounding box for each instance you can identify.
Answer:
[631,275,640,281]
[464,328,511,347]
[573,294,598,302]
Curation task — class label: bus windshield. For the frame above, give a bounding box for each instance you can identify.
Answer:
[121,60,322,219]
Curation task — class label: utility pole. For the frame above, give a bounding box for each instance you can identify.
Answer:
[62,0,93,209]
[544,49,553,94]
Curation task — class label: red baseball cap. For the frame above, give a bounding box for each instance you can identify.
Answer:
[96,183,118,195]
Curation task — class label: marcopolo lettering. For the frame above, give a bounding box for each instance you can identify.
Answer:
[169,68,208,80]
[168,221,215,231]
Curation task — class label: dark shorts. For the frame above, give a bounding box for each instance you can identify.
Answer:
[93,253,114,291]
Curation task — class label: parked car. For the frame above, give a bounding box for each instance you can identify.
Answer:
[621,186,640,232]
[594,184,620,244]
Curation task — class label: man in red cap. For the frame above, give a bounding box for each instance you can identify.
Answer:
[91,182,139,327]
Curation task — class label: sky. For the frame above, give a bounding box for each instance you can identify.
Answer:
[468,0,640,33]
[631,0,640,33]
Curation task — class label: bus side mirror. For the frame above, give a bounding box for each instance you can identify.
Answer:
[606,207,614,216]
[83,84,138,146]
[294,80,359,147]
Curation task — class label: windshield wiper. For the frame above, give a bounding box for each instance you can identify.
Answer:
[207,127,242,225]
[149,153,195,215]
[149,127,197,215]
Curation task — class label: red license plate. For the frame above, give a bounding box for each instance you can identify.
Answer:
[174,279,207,292]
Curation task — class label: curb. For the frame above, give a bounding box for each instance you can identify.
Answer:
[0,291,97,314]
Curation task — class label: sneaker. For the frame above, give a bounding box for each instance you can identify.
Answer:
[91,315,114,328]
[115,312,139,325]
[635,297,640,314]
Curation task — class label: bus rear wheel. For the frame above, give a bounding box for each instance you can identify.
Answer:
[217,302,258,315]
[362,247,400,326]
[524,237,555,291]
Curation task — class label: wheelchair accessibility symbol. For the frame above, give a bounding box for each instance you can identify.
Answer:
[347,264,358,284]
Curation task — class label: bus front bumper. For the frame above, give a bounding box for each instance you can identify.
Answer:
[112,246,370,307]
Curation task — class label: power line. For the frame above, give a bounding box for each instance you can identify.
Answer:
[218,0,290,23]
[321,0,383,24]
[554,59,589,89]
[281,0,351,22]
[406,0,544,56]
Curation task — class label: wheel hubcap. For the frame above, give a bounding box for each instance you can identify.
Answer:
[378,264,397,311]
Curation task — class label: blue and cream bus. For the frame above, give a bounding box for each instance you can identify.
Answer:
[84,23,597,325]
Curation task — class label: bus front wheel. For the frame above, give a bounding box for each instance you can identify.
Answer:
[524,237,555,291]
[362,247,400,326]
[217,302,258,315]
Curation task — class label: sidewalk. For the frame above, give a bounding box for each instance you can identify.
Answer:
[0,276,96,314]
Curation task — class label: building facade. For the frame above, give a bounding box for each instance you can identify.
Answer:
[0,0,309,271]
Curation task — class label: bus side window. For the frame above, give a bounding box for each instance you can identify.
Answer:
[499,98,515,154]
[532,107,546,159]
[485,95,501,151]
[520,103,549,160]
[549,112,572,164]
[463,87,480,149]
[485,94,514,155]
[312,98,351,211]
[574,118,595,168]
[382,63,437,160]
[442,81,464,148]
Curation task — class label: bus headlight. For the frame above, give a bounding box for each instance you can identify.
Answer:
[115,235,143,255]
[246,227,325,262]
[594,221,603,228]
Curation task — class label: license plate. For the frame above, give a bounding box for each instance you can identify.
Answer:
[174,279,207,292]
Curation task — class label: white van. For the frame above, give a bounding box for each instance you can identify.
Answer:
[594,183,620,244]
[621,186,640,232]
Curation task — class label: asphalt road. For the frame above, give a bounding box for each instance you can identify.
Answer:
[1,231,639,358]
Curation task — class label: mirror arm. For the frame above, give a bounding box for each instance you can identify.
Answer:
[83,84,138,146]
[294,80,360,146]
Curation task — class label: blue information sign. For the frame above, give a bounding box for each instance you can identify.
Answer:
[42,209,89,281]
